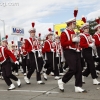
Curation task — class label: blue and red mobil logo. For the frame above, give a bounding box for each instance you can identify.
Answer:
[12,27,24,35]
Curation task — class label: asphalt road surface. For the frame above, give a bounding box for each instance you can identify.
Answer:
[0,72,100,100]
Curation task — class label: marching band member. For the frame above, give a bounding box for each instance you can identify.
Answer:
[16,45,22,71]
[80,16,100,85]
[0,35,8,80]
[42,28,60,80]
[20,38,28,76]
[11,41,19,76]
[0,37,21,90]
[24,22,44,84]
[37,33,44,74]
[58,8,87,93]
[93,18,100,73]
[42,36,49,74]
[54,31,64,76]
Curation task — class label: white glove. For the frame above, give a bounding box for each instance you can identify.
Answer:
[89,43,95,47]
[31,49,35,53]
[20,52,23,54]
[96,55,99,58]
[27,54,29,59]
[15,61,19,65]
[39,49,42,52]
[56,50,59,53]
[51,49,54,52]
[90,35,95,42]
[72,37,80,42]
[19,57,22,62]
[23,56,25,59]
[91,39,95,42]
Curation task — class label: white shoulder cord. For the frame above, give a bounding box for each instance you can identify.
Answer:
[80,33,90,45]
[46,40,52,50]
[64,29,70,41]
[95,33,100,41]
[27,38,33,49]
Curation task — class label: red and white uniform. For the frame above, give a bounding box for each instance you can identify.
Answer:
[80,33,93,48]
[25,37,41,53]
[11,49,20,59]
[42,39,56,53]
[55,41,62,55]
[20,46,27,56]
[60,28,77,50]
[0,46,17,64]
[38,42,42,50]
[93,32,100,46]
[55,41,66,62]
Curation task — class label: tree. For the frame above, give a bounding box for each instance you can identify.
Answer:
[88,20,97,35]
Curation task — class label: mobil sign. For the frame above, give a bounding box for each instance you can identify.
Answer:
[12,26,24,35]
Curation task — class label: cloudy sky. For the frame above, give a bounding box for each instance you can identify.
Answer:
[0,0,100,43]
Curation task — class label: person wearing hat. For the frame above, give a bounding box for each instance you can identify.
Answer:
[24,22,44,84]
[54,31,64,76]
[0,35,8,79]
[0,37,21,90]
[80,16,100,85]
[42,28,60,80]
[93,18,100,74]
[20,38,29,76]
[11,41,19,76]
[37,33,44,74]
[58,8,87,93]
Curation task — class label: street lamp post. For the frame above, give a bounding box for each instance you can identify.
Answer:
[0,19,5,36]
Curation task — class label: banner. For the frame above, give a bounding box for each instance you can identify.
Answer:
[54,20,84,36]
[53,23,66,36]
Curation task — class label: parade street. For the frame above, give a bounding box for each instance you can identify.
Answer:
[1,0,100,100]
[0,72,100,100]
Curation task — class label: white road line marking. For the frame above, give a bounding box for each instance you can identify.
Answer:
[0,90,59,93]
